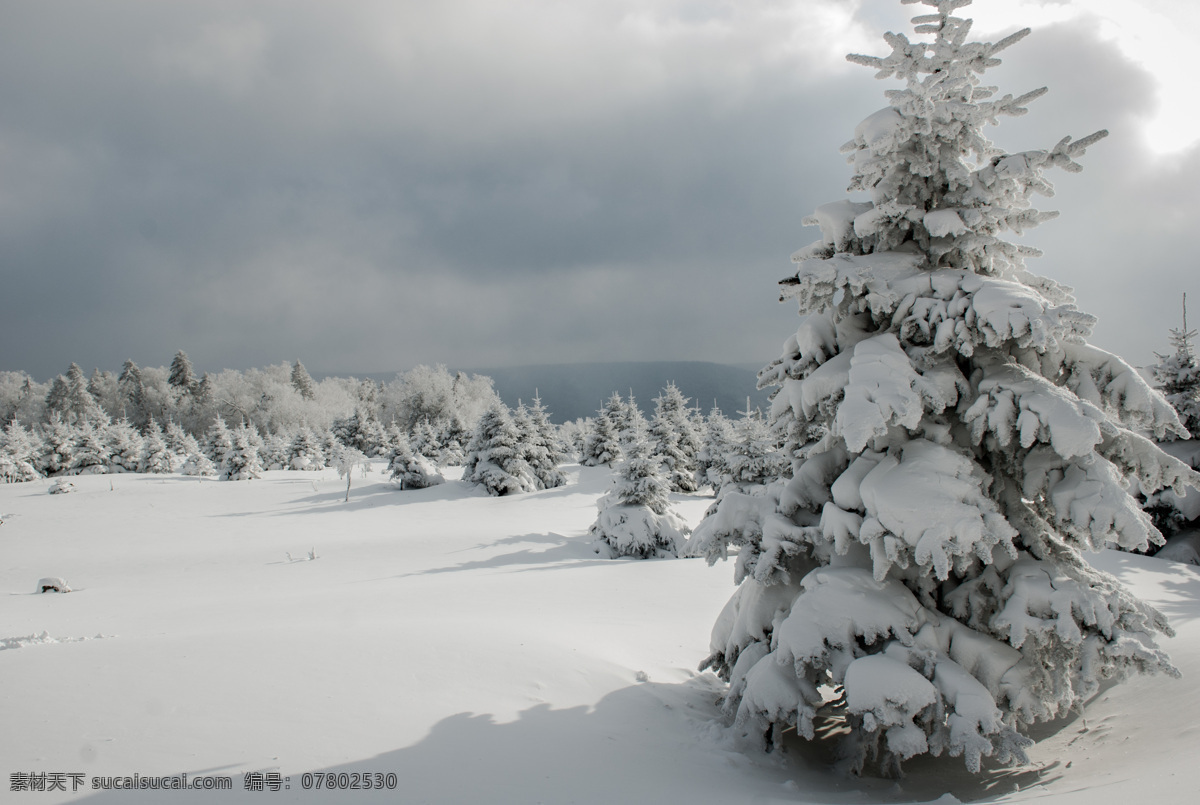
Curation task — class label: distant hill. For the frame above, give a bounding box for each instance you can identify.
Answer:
[467,361,771,423]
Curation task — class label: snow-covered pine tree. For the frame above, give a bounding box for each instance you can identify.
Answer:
[117,359,149,428]
[288,425,326,470]
[0,420,42,482]
[436,417,468,466]
[202,415,233,467]
[649,383,701,493]
[69,422,109,475]
[590,415,689,558]
[688,0,1193,775]
[1150,294,1200,439]
[526,394,567,489]
[224,422,263,480]
[105,417,144,473]
[617,391,647,452]
[462,404,538,496]
[581,394,624,467]
[139,420,174,474]
[386,433,445,490]
[36,414,75,476]
[45,363,107,425]
[716,401,787,499]
[694,405,733,494]
[291,360,316,401]
[168,350,197,392]
[410,418,442,465]
[163,421,202,469]
[261,430,293,471]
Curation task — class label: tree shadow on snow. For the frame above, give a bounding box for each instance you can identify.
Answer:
[69,675,1066,805]
[392,531,617,577]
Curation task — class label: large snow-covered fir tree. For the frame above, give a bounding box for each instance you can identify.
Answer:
[688,0,1194,775]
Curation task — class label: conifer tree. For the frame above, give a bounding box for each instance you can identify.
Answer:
[0,420,42,482]
[688,0,1192,775]
[202,415,233,467]
[36,414,75,476]
[291,360,316,400]
[525,394,567,490]
[1150,293,1200,439]
[288,425,326,470]
[694,405,733,494]
[139,420,174,474]
[581,394,624,467]
[45,363,107,425]
[105,418,144,473]
[163,421,202,469]
[387,433,445,489]
[70,422,109,475]
[590,416,689,558]
[649,383,701,493]
[224,423,264,480]
[462,404,538,496]
[169,350,196,391]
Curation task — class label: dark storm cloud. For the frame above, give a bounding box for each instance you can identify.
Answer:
[0,1,1193,380]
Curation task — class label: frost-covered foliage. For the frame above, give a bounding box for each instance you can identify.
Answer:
[288,426,326,471]
[581,394,625,467]
[387,434,445,490]
[713,404,788,501]
[689,0,1192,776]
[1150,294,1200,439]
[649,383,701,493]
[139,421,174,474]
[105,418,144,473]
[44,363,107,425]
[462,405,538,496]
[518,396,567,490]
[334,444,371,501]
[202,416,233,467]
[0,420,42,482]
[590,419,689,558]
[223,423,264,481]
[332,409,390,457]
[70,423,109,475]
[695,406,734,493]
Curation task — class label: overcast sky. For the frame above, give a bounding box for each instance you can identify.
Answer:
[2,0,1197,381]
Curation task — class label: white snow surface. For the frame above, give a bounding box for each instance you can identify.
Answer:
[2,465,1198,804]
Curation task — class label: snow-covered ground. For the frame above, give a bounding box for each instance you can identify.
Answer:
[2,464,1197,804]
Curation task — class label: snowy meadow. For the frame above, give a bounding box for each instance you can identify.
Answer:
[2,464,1198,804]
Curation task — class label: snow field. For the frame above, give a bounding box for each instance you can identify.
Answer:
[1,464,1196,804]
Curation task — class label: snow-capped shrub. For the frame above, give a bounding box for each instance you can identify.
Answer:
[689,0,1191,776]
